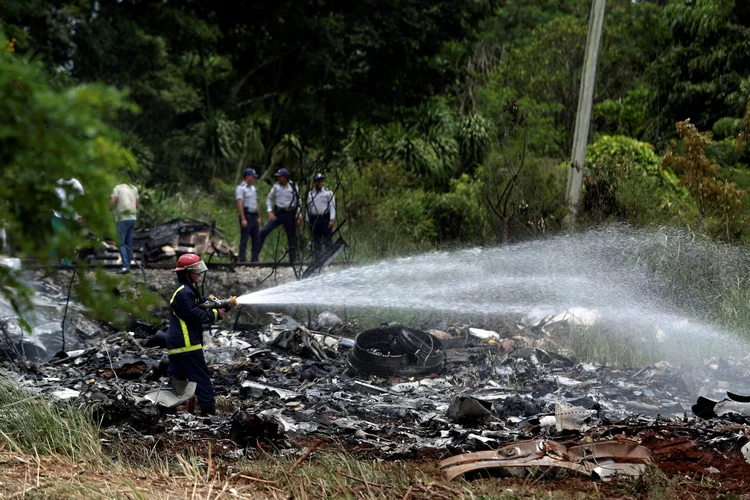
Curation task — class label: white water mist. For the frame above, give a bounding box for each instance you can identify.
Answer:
[238,227,750,363]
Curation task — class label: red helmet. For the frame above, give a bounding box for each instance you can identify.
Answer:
[173,253,208,274]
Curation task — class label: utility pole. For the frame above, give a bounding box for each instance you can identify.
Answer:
[565,0,606,225]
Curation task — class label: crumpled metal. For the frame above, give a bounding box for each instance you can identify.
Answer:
[440,439,652,481]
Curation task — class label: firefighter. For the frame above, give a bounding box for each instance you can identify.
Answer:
[165,254,225,415]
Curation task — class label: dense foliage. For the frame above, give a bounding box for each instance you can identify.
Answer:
[0,33,156,320]
[1,0,749,265]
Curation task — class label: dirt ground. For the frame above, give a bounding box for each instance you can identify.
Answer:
[2,432,750,500]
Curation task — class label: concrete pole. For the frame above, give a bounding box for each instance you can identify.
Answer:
[565,0,606,224]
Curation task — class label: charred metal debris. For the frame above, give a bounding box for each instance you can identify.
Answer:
[3,304,750,486]
[81,218,235,265]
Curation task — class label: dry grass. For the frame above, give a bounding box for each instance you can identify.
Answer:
[2,444,702,500]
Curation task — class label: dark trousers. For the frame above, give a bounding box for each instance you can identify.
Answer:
[258,210,297,263]
[116,219,136,269]
[309,214,333,257]
[168,350,216,415]
[238,212,260,262]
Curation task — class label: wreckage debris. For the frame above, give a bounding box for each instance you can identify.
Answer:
[692,392,750,419]
[85,218,235,266]
[144,378,196,408]
[347,325,444,376]
[6,292,750,496]
[230,411,284,448]
[440,439,652,482]
[300,236,347,279]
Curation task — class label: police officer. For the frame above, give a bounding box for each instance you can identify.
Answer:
[258,168,302,263]
[166,254,226,416]
[305,173,336,258]
[235,168,261,262]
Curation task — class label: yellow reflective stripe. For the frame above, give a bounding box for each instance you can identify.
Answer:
[169,284,192,349]
[170,285,185,304]
[168,344,203,355]
[212,309,218,321]
[178,317,191,347]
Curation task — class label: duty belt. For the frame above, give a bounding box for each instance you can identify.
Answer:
[275,207,297,213]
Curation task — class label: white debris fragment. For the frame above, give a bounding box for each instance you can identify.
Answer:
[549,307,599,326]
[742,442,750,464]
[539,415,557,427]
[469,328,499,340]
[50,388,80,400]
[241,380,299,400]
[317,311,343,328]
[391,381,421,393]
[553,376,582,387]
[555,402,596,431]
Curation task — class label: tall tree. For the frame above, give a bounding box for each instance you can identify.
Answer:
[651,0,750,139]
[2,0,496,185]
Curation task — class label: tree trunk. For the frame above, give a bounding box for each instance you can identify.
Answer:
[502,217,510,245]
[694,209,705,232]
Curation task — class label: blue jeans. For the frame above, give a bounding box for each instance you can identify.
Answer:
[117,219,136,269]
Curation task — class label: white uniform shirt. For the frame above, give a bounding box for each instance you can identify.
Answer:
[111,183,139,221]
[305,187,336,222]
[235,182,258,213]
[266,182,301,217]
[53,178,84,219]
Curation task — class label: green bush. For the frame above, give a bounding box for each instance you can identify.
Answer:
[594,87,652,139]
[428,174,487,244]
[705,138,743,168]
[582,135,694,225]
[712,117,744,140]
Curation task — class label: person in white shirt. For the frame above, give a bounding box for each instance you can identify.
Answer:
[235,168,262,262]
[52,178,85,264]
[258,168,302,263]
[53,178,85,221]
[305,173,336,258]
[110,182,140,274]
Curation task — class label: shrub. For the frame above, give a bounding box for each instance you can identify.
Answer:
[705,138,743,168]
[712,117,744,140]
[582,135,693,225]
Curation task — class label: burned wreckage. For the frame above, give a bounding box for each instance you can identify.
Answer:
[81,218,236,266]
[4,278,750,492]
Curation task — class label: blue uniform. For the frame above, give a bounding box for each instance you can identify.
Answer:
[235,181,260,262]
[305,187,336,257]
[259,181,301,263]
[166,279,220,414]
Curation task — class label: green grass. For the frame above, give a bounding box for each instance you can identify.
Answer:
[565,325,659,368]
[0,375,101,462]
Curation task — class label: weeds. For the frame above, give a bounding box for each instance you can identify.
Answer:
[566,325,659,368]
[0,375,100,462]
[626,465,677,500]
